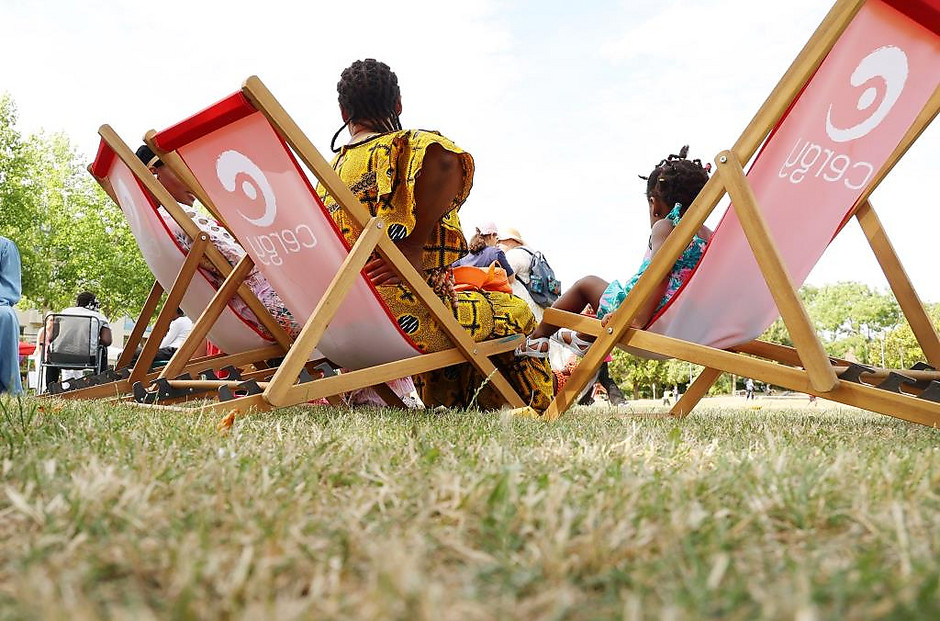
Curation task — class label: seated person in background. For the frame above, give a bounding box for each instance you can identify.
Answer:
[157,308,193,361]
[517,146,712,358]
[497,227,548,320]
[0,235,23,394]
[130,307,193,369]
[46,291,113,386]
[452,222,514,279]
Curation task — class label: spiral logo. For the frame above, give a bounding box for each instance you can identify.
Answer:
[216,150,278,227]
[825,46,908,143]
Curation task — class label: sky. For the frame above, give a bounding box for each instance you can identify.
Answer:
[2,0,938,304]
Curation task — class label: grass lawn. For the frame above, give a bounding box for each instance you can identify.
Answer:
[0,395,938,620]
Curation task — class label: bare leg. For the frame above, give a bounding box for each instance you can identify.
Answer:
[531,275,609,340]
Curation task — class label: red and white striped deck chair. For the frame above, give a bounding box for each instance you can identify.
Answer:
[137,77,528,414]
[74,127,296,400]
[543,0,940,426]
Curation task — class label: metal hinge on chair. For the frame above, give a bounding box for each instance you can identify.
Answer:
[917,381,940,403]
[302,362,337,384]
[218,380,263,402]
[875,372,919,395]
[837,362,877,384]
[133,381,158,404]
[199,365,242,382]
[133,373,201,403]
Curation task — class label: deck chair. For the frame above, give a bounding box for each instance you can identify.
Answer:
[57,127,300,400]
[541,0,940,426]
[131,76,529,414]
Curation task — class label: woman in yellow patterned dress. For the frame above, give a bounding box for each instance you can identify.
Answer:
[316,59,553,412]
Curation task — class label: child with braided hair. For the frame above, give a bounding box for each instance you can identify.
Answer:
[518,146,713,358]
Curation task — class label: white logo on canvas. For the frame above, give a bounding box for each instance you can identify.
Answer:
[216,150,278,227]
[215,149,318,267]
[825,46,908,143]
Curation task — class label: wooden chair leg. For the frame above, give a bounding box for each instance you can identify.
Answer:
[371,382,408,409]
[670,367,722,418]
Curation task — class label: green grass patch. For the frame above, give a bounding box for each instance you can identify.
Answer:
[0,396,937,619]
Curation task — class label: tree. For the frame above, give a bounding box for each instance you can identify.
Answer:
[880,303,940,369]
[0,95,40,264]
[0,93,152,317]
[804,282,900,363]
[757,283,901,364]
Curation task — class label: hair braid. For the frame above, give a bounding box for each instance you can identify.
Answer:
[331,58,402,152]
[639,145,711,216]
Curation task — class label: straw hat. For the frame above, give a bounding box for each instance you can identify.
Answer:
[498,226,525,244]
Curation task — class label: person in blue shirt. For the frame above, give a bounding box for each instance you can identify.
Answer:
[0,235,23,394]
[452,222,514,278]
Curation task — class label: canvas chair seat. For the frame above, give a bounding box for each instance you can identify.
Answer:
[39,313,103,390]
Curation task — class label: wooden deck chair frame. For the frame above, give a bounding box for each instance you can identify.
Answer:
[58,126,299,401]
[542,0,940,427]
[134,76,529,415]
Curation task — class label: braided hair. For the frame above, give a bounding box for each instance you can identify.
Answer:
[330,58,403,152]
[640,145,711,216]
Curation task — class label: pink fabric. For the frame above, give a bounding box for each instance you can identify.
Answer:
[650,0,940,349]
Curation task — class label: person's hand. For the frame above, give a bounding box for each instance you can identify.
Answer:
[600,312,644,330]
[364,256,401,285]
[364,240,425,286]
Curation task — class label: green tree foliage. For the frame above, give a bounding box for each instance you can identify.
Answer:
[0,94,151,317]
[757,283,903,364]
[0,95,38,257]
[608,350,703,399]
[803,282,901,364]
[879,303,940,369]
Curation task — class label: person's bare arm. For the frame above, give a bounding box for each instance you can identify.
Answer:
[100,326,113,348]
[632,219,674,327]
[366,143,464,285]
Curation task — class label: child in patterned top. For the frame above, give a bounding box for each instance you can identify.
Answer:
[517,146,713,358]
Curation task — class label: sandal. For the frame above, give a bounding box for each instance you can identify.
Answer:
[516,336,550,358]
[552,328,593,357]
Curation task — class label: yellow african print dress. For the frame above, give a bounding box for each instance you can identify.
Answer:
[316,129,553,412]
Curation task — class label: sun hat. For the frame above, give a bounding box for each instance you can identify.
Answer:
[498,226,525,244]
[478,222,498,236]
